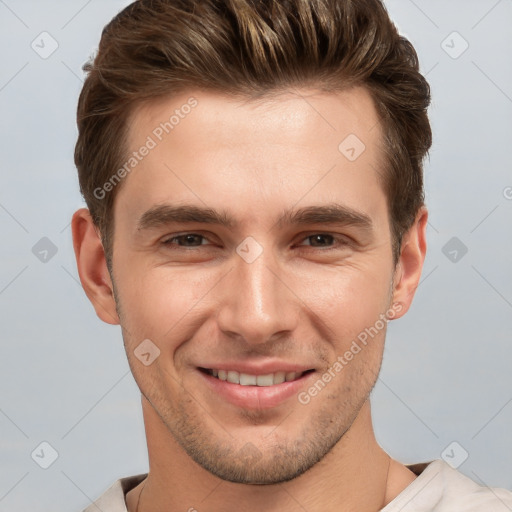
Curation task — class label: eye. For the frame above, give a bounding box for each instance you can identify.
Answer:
[298,233,349,249]
[160,232,350,251]
[301,234,336,247]
[162,233,210,247]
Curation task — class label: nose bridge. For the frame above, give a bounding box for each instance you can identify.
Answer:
[216,242,298,345]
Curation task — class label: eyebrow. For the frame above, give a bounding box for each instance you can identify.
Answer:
[136,203,373,234]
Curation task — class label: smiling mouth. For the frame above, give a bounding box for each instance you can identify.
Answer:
[199,368,315,387]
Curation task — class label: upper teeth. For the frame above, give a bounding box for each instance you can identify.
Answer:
[211,369,304,386]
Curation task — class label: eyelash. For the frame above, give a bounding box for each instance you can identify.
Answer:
[161,232,350,250]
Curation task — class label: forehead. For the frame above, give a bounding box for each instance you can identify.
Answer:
[116,86,388,231]
[130,86,382,152]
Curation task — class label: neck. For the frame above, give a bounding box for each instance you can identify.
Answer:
[128,398,416,512]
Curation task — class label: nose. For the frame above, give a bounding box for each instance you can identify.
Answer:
[216,245,300,346]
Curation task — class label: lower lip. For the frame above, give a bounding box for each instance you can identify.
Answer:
[198,370,315,410]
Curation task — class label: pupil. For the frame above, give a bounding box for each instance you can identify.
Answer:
[311,234,332,246]
[184,235,200,245]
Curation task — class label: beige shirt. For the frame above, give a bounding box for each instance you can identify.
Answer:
[82,460,512,512]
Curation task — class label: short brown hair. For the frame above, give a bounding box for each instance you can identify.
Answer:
[74,0,432,266]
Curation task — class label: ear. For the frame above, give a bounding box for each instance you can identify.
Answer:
[71,208,120,325]
[390,206,428,319]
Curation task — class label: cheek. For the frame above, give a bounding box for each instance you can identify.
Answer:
[114,265,220,342]
[114,249,393,352]
[292,260,393,341]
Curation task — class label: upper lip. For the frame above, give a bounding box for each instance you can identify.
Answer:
[197,360,315,374]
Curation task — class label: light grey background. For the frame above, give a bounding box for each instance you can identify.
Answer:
[0,0,511,510]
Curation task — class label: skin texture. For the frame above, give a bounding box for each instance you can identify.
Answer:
[72,86,427,512]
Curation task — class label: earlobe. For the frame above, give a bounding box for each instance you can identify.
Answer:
[71,208,120,325]
[390,206,428,319]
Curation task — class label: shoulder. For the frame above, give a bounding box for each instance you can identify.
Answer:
[81,474,147,512]
[382,460,512,511]
[435,461,512,511]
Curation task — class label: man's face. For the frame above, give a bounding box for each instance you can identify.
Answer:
[110,87,400,483]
